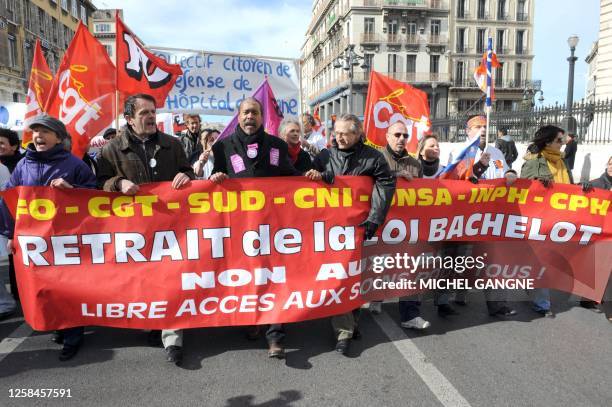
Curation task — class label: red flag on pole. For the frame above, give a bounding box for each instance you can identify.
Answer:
[23,40,54,148]
[115,12,183,109]
[363,71,431,155]
[44,22,116,158]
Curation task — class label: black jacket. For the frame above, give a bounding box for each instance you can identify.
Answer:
[0,150,25,173]
[293,149,313,173]
[316,141,396,225]
[564,140,578,170]
[495,138,518,166]
[592,172,612,190]
[180,131,200,160]
[211,126,300,178]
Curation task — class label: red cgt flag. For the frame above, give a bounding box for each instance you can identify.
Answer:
[363,71,431,155]
[23,40,54,148]
[44,22,115,158]
[115,13,182,109]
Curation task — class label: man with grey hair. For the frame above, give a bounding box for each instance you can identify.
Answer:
[278,117,313,173]
[210,97,299,358]
[305,113,395,355]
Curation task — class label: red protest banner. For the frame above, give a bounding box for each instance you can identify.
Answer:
[2,178,611,331]
[44,22,116,158]
[363,71,431,154]
[115,13,183,109]
[23,39,54,148]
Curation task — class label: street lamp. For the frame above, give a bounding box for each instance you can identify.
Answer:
[522,88,544,109]
[565,35,579,133]
[333,44,369,113]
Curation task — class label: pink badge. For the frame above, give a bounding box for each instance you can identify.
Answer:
[230,154,246,173]
[270,148,279,166]
[246,143,258,159]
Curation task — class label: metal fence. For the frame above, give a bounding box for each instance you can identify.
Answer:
[431,99,612,144]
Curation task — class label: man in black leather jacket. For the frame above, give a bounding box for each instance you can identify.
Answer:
[306,113,396,355]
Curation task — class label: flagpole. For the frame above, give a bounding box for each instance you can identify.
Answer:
[115,90,120,131]
[485,37,493,149]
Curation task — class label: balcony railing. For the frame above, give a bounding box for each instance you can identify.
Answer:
[427,34,447,45]
[360,32,384,44]
[497,13,509,21]
[456,42,473,53]
[353,71,450,83]
[452,78,540,89]
[496,47,509,55]
[516,12,528,21]
[352,0,448,9]
[387,33,403,44]
[405,34,419,45]
[515,47,529,55]
[456,11,470,19]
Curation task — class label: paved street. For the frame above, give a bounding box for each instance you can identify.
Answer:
[1,280,611,407]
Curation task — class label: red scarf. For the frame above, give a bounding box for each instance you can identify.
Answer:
[288,143,301,164]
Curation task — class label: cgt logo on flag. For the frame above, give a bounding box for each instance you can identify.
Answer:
[363,71,431,155]
[56,65,104,133]
[44,22,116,158]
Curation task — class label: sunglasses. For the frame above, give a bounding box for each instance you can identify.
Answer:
[391,133,409,139]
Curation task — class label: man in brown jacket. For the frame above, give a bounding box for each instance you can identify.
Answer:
[97,93,195,366]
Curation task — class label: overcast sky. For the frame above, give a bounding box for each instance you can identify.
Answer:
[93,0,600,106]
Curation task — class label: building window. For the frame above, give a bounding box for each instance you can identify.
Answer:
[38,7,45,34]
[7,34,17,67]
[430,55,439,74]
[72,0,79,18]
[407,21,417,35]
[61,0,68,11]
[516,30,525,54]
[388,54,399,73]
[514,62,523,86]
[477,29,486,53]
[406,55,416,73]
[364,54,373,74]
[80,5,87,24]
[95,23,112,33]
[497,0,507,20]
[496,29,505,54]
[478,0,486,19]
[388,20,398,35]
[457,0,466,18]
[455,61,464,85]
[495,65,503,87]
[517,0,527,21]
[104,44,113,57]
[52,18,58,43]
[364,17,374,34]
[5,0,14,20]
[430,20,441,36]
[456,28,466,52]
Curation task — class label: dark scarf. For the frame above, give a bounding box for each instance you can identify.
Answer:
[233,125,266,164]
[287,143,301,164]
[1,150,25,173]
[419,156,440,177]
[386,145,407,161]
[606,173,612,184]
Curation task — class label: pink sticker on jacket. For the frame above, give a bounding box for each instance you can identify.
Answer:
[230,154,246,173]
[270,148,279,166]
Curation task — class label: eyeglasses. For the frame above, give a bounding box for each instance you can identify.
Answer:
[391,133,409,139]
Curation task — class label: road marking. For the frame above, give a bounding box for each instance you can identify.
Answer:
[0,322,33,364]
[373,311,472,407]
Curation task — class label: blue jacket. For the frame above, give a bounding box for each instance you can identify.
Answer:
[0,144,97,238]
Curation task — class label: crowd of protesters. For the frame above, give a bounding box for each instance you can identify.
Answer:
[0,93,610,366]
